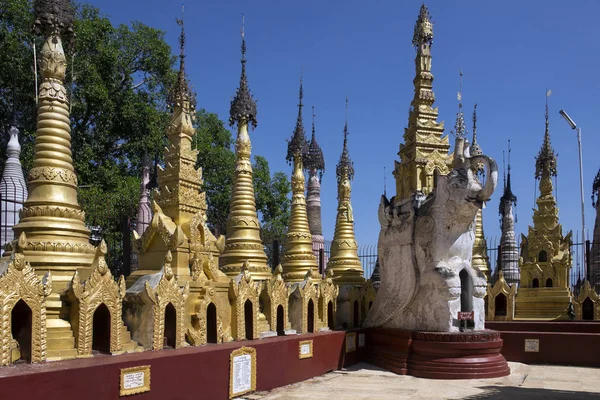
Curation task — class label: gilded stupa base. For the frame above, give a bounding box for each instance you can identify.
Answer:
[514,287,572,320]
[220,251,272,281]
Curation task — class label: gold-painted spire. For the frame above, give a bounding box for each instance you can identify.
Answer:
[7,0,94,361]
[326,98,364,285]
[154,11,204,228]
[220,16,270,280]
[281,72,318,282]
[393,4,451,201]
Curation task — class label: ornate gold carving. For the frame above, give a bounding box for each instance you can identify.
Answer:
[28,167,78,186]
[229,262,261,340]
[318,270,339,329]
[229,346,257,399]
[264,265,290,331]
[143,251,190,350]
[291,269,320,333]
[19,204,86,221]
[220,119,270,279]
[69,241,126,355]
[0,233,51,366]
[573,280,600,321]
[326,166,364,285]
[485,271,516,321]
[282,154,318,283]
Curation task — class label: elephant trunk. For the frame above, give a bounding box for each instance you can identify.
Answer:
[470,155,498,201]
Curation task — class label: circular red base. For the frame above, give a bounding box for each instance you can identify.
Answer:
[408,330,510,379]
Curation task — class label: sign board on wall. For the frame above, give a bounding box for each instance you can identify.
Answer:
[346,332,356,353]
[120,365,151,397]
[524,339,540,353]
[229,347,257,399]
[299,340,313,359]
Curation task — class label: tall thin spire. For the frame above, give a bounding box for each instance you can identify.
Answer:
[535,89,557,181]
[281,71,317,282]
[286,69,307,163]
[220,15,270,279]
[337,97,354,181]
[327,96,363,286]
[229,14,257,129]
[453,70,467,138]
[394,4,451,201]
[305,104,325,258]
[470,103,482,156]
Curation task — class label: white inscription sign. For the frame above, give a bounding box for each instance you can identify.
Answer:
[232,354,252,395]
[358,333,365,348]
[346,333,356,353]
[524,339,540,353]
[300,343,311,355]
[123,371,145,390]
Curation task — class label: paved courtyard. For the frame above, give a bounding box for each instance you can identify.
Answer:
[246,362,600,400]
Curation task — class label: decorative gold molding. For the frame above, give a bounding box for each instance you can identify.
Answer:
[229,346,257,399]
[229,262,261,340]
[485,271,516,321]
[299,339,313,359]
[144,251,190,350]
[573,280,600,320]
[69,241,126,355]
[120,365,151,397]
[0,233,51,366]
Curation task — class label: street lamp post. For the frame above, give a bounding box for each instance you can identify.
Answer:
[559,109,587,281]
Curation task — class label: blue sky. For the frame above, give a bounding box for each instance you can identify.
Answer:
[87,0,600,260]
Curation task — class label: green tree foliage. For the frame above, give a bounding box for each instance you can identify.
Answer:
[193,109,235,237]
[0,0,291,273]
[253,155,291,246]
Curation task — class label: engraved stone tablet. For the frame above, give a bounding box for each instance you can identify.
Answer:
[346,332,356,353]
[229,347,256,399]
[299,340,313,359]
[120,365,150,396]
[524,338,540,352]
[358,333,365,348]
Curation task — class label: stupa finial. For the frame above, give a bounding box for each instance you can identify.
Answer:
[168,5,196,113]
[336,97,354,182]
[412,3,433,50]
[229,14,257,129]
[287,68,307,163]
[535,89,557,180]
[452,70,467,138]
[304,105,325,177]
[470,103,482,156]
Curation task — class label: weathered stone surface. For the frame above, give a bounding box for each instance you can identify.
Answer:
[365,137,497,332]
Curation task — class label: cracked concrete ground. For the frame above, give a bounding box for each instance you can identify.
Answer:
[243,362,600,399]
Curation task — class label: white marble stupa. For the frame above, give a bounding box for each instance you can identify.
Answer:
[0,117,28,250]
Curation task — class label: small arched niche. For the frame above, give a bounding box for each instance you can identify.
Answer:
[495,293,507,317]
[546,278,553,288]
[11,299,32,363]
[163,303,177,349]
[532,278,540,288]
[307,299,315,333]
[538,250,548,263]
[276,305,285,336]
[327,301,334,329]
[244,299,253,340]
[206,303,218,344]
[582,298,594,321]
[353,300,360,327]
[92,303,111,354]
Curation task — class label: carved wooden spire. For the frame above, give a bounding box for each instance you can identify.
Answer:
[305,106,325,177]
[336,98,355,182]
[286,70,308,163]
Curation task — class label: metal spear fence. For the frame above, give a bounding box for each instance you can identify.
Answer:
[0,177,27,255]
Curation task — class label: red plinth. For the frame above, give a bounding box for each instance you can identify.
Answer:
[366,328,510,379]
[409,330,510,379]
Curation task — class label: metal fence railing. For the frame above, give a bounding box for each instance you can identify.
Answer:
[0,177,27,254]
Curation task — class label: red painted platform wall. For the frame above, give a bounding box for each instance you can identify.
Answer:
[0,331,345,400]
[486,321,600,368]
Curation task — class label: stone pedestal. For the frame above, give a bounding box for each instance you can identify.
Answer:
[366,328,510,379]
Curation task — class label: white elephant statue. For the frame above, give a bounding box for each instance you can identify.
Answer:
[364,137,498,332]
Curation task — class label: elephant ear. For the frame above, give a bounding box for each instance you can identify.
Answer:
[377,194,392,228]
